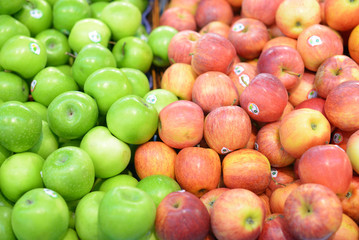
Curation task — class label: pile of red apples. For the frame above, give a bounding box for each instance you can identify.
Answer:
[145,0,359,239]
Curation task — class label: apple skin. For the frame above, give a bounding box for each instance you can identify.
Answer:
[98,174,139,192]
[158,100,204,149]
[324,81,359,132]
[269,180,301,214]
[262,36,297,52]
[168,0,200,15]
[0,15,30,49]
[191,32,237,75]
[331,128,356,151]
[284,183,343,240]
[134,141,177,180]
[239,73,288,123]
[155,190,210,240]
[175,147,221,197]
[159,7,196,32]
[258,213,295,240]
[0,0,26,15]
[228,18,270,60]
[297,24,343,72]
[222,149,272,194]
[199,21,230,39]
[191,71,239,113]
[298,144,353,195]
[194,0,233,29]
[267,166,297,196]
[340,176,359,224]
[294,97,326,115]
[347,130,359,174]
[227,62,257,97]
[168,30,201,65]
[257,46,304,90]
[0,206,16,240]
[144,89,178,113]
[349,24,359,65]
[211,188,266,240]
[0,71,29,102]
[200,188,230,216]
[288,71,317,107]
[120,67,150,98]
[241,0,283,26]
[314,55,359,99]
[204,106,252,154]
[330,213,359,240]
[325,0,359,32]
[279,108,331,159]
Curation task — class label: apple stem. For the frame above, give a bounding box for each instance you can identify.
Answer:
[231,98,237,106]
[121,42,126,56]
[25,0,36,9]
[271,177,287,187]
[65,52,76,59]
[108,41,117,45]
[283,69,301,78]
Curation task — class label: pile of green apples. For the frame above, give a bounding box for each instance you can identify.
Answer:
[0,0,184,239]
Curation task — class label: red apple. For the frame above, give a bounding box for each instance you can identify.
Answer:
[155,190,210,240]
[228,18,270,60]
[168,30,201,65]
[191,32,237,75]
[258,213,296,240]
[347,130,359,175]
[294,97,326,114]
[244,124,258,149]
[174,147,221,197]
[199,21,230,39]
[288,71,317,107]
[191,71,239,113]
[279,101,294,121]
[203,106,252,154]
[268,166,297,195]
[239,73,288,123]
[158,100,204,149]
[222,149,271,194]
[168,0,201,15]
[340,176,359,224]
[262,36,297,52]
[349,24,359,65]
[211,188,266,240]
[330,128,356,151]
[200,187,230,216]
[268,23,286,38]
[325,0,359,32]
[159,7,197,32]
[241,0,284,26]
[227,62,257,97]
[284,183,343,240]
[270,180,301,214]
[194,0,233,29]
[330,214,359,240]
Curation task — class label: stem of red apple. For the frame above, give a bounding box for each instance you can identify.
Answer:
[283,69,302,78]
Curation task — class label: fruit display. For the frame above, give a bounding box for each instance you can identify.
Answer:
[1,0,359,239]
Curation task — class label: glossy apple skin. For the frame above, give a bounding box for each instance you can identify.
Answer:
[155,190,210,240]
[324,81,359,132]
[168,30,201,65]
[168,0,200,15]
[325,0,359,32]
[270,180,301,214]
[330,213,359,240]
[284,183,343,240]
[288,71,317,107]
[199,21,230,39]
[159,7,196,31]
[194,0,233,28]
[347,130,359,174]
[227,62,257,97]
[267,166,297,196]
[349,24,359,65]
[200,188,230,216]
[258,213,295,240]
[262,36,297,52]
[241,0,284,26]
[340,176,359,224]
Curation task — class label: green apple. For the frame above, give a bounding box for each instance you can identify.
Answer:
[35,29,71,66]
[0,0,26,14]
[63,228,79,240]
[0,144,12,167]
[144,89,178,113]
[115,0,149,13]
[47,91,98,140]
[0,152,44,202]
[0,206,16,240]
[53,0,91,35]
[100,1,142,41]
[148,26,178,67]
[90,1,109,19]
[120,67,150,97]
[68,210,75,229]
[59,139,82,148]
[71,43,116,89]
[0,101,42,152]
[0,71,29,102]
[14,0,52,36]
[136,174,181,208]
[112,36,153,73]
[0,15,30,50]
[45,0,59,6]
[0,191,13,208]
[80,126,131,178]
[55,64,72,77]
[31,66,79,106]
[68,18,111,54]
[11,188,69,240]
[0,35,47,79]
[107,95,158,145]
[29,120,59,159]
[75,191,105,240]
[98,186,156,240]
[84,67,133,115]
[42,146,95,201]
[134,24,150,42]
[24,101,47,122]
[99,174,139,192]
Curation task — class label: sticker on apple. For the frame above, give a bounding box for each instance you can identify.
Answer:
[29,42,41,55]
[307,89,318,99]
[254,142,259,150]
[146,94,157,104]
[43,188,58,198]
[308,35,322,47]
[234,65,244,75]
[248,103,259,115]
[30,9,43,19]
[221,147,232,154]
[333,133,343,144]
[239,74,250,88]
[88,31,102,43]
[271,168,278,178]
[232,23,245,32]
[31,80,37,92]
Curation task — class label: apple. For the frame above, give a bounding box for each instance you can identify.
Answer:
[0,0,26,14]
[227,62,257,97]
[229,18,270,61]
[0,101,42,152]
[200,188,230,216]
[90,1,109,19]
[257,46,304,90]
[349,24,359,65]
[191,71,239,113]
[267,166,297,196]
[0,35,47,79]
[222,149,271,194]
[0,71,29,102]
[106,95,158,145]
[288,71,317,107]
[340,176,359,224]
[11,188,69,240]
[98,174,139,192]
[158,100,204,149]
[279,108,331,158]
[167,0,200,15]
[199,21,230,39]
[191,32,237,75]
[159,7,197,32]
[324,81,359,132]
[116,0,149,13]
[258,213,295,240]
[204,106,252,154]
[284,183,343,240]
[134,141,177,180]
[155,190,210,240]
[47,91,98,140]
[168,30,201,65]
[211,188,266,240]
[29,120,59,159]
[0,15,30,50]
[52,0,91,35]
[331,128,356,151]
[120,67,150,98]
[136,174,181,207]
[241,0,284,26]
[144,89,178,113]
[160,63,197,100]
[175,147,221,197]
[239,73,288,123]
[31,66,79,107]
[83,67,133,115]
[331,213,359,240]
[296,24,343,72]
[0,144,12,167]
[347,130,359,174]
[100,1,142,41]
[325,0,359,32]
[75,191,105,240]
[24,101,47,122]
[0,206,16,240]
[294,97,326,115]
[262,36,297,52]
[194,0,233,29]
[98,186,156,240]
